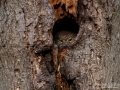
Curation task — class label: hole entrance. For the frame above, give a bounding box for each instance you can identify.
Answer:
[53,16,79,47]
[53,16,79,38]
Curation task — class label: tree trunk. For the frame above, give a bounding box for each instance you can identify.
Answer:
[0,0,120,90]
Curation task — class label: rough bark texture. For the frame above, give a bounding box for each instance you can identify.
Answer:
[0,0,120,90]
[0,0,32,90]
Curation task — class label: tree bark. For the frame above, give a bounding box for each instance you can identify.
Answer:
[0,0,120,90]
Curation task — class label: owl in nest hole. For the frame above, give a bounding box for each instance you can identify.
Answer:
[54,31,77,48]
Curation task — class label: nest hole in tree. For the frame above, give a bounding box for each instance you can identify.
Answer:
[53,16,79,41]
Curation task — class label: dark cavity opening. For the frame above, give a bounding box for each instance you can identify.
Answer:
[53,16,79,36]
[54,3,61,9]
[61,4,66,11]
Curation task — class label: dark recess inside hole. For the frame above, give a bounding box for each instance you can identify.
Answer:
[54,3,61,9]
[61,4,66,11]
[53,16,79,36]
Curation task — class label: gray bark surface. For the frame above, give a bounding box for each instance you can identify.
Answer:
[0,0,120,90]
